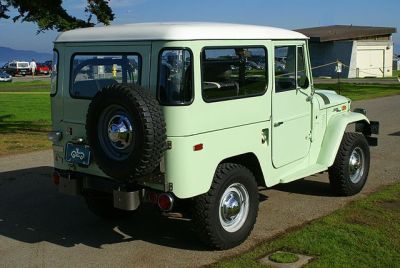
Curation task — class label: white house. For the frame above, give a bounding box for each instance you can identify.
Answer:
[296,25,397,78]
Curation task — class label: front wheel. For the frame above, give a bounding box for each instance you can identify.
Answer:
[328,132,370,196]
[192,163,259,249]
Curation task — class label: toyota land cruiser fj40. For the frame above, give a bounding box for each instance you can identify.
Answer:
[48,22,379,249]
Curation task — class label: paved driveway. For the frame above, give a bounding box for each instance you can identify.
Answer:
[0,96,399,267]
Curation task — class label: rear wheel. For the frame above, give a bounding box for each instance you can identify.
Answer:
[328,132,370,196]
[192,163,259,249]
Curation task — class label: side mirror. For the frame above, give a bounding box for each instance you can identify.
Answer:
[298,76,309,89]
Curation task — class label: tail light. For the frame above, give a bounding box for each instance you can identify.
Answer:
[52,171,60,185]
[158,193,174,211]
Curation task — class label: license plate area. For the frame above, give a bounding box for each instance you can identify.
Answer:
[65,143,91,166]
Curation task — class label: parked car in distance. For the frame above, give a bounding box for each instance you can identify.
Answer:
[0,71,12,82]
[44,60,53,72]
[4,61,32,76]
[36,63,51,75]
[246,60,264,70]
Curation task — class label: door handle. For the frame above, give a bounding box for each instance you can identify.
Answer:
[274,122,283,127]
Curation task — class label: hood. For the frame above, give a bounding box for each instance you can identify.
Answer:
[314,89,350,109]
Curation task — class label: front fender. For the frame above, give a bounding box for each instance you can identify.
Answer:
[317,112,369,167]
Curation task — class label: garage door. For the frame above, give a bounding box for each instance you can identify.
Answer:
[357,49,384,77]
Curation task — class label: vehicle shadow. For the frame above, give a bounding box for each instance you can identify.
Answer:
[271,176,338,197]
[0,167,207,250]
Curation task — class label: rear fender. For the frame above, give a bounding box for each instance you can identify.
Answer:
[317,112,369,167]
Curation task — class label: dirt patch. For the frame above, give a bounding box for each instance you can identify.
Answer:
[0,132,51,156]
[345,211,379,226]
[377,200,400,213]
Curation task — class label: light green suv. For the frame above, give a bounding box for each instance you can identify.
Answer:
[48,22,379,249]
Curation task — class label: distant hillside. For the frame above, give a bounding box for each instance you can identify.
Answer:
[0,47,52,63]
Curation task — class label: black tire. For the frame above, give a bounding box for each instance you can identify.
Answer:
[83,190,136,220]
[86,84,166,180]
[192,163,259,250]
[328,132,370,196]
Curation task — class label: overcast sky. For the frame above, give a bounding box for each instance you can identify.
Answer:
[0,0,398,54]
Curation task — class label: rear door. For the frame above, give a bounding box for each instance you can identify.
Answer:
[272,41,312,168]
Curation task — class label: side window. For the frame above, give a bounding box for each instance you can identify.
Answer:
[202,47,267,102]
[274,46,296,92]
[158,49,193,105]
[274,45,309,93]
[297,46,309,89]
[70,54,141,99]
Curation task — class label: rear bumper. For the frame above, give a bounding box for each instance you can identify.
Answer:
[57,170,142,211]
[54,169,168,211]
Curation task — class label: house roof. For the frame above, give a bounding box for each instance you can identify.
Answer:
[295,25,396,42]
[55,22,307,43]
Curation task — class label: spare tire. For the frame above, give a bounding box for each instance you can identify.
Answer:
[86,84,166,180]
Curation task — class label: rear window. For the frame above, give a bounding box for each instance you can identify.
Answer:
[70,54,141,99]
[202,47,267,102]
[17,62,29,68]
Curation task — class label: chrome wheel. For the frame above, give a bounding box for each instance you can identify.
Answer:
[107,114,133,150]
[219,183,249,233]
[349,147,364,184]
[98,105,135,161]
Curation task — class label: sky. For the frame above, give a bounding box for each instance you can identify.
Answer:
[0,0,399,54]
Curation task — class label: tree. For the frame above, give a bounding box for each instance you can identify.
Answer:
[0,0,114,32]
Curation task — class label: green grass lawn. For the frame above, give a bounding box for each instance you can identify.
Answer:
[0,92,51,155]
[214,182,400,268]
[315,83,400,101]
[0,80,50,92]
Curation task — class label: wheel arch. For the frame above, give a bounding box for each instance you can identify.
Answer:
[317,112,370,167]
[220,152,266,187]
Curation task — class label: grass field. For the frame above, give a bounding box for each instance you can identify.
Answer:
[0,80,50,92]
[315,83,400,101]
[214,182,400,268]
[0,82,51,155]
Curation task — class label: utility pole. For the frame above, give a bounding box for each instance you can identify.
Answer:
[335,60,342,95]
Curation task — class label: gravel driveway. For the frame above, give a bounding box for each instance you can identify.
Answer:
[0,96,399,268]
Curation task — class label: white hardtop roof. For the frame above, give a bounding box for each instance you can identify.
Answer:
[55,22,307,43]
